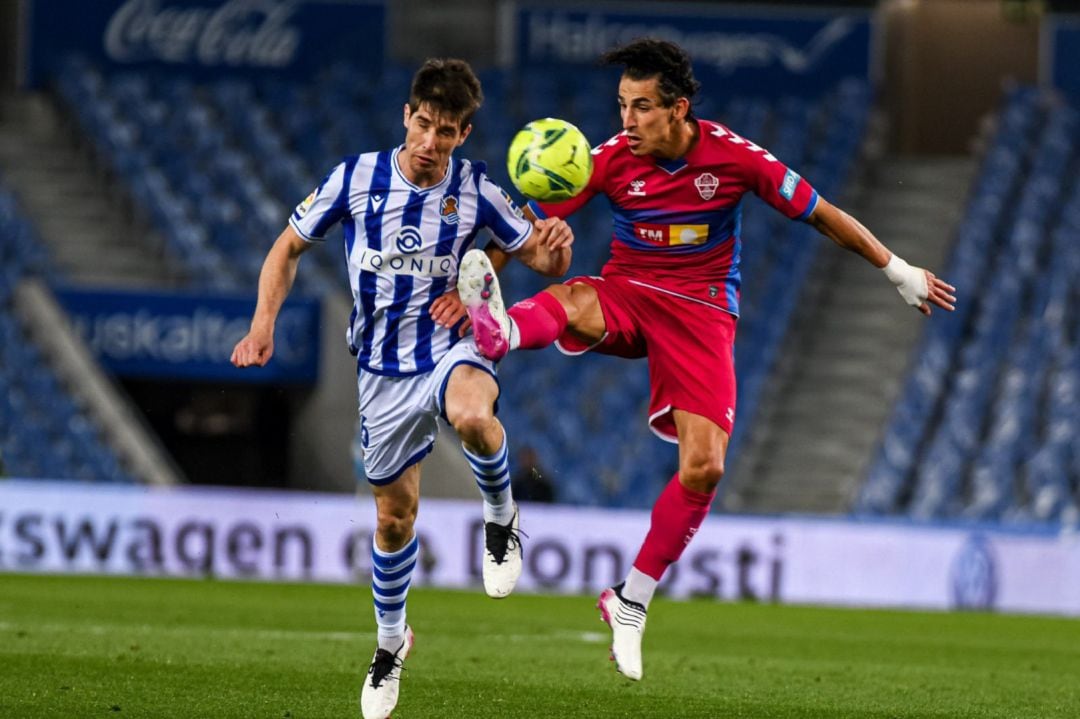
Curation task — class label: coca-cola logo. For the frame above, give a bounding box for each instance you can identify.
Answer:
[104,0,301,67]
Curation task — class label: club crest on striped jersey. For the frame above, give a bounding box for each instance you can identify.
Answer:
[694,173,719,200]
[440,195,460,225]
[393,226,424,254]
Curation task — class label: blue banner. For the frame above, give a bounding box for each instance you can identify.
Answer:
[502,2,874,98]
[1044,15,1080,98]
[55,287,320,384]
[24,0,385,87]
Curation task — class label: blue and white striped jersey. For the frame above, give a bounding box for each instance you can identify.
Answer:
[289,146,532,376]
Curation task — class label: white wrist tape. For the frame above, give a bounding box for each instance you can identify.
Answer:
[883,254,928,308]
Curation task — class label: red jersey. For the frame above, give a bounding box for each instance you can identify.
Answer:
[532,119,819,316]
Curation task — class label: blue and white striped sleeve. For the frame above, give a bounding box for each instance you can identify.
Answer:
[476,175,533,253]
[289,160,352,242]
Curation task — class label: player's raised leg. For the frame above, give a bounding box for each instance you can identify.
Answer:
[361,466,421,719]
[599,410,724,680]
[444,361,523,598]
[459,249,514,361]
[460,249,588,362]
[459,249,611,363]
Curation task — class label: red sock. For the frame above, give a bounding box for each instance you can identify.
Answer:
[633,474,715,580]
[507,290,568,349]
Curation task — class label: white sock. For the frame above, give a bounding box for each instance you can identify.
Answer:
[462,431,515,524]
[508,319,521,351]
[622,567,659,608]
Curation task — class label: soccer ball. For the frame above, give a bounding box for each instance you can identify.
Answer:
[506,118,593,202]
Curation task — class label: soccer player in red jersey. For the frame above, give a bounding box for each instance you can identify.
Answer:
[457,38,957,680]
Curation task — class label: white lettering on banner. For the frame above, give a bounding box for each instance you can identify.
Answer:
[1,482,1078,616]
[70,307,310,366]
[526,13,856,75]
[104,0,300,68]
[357,249,456,277]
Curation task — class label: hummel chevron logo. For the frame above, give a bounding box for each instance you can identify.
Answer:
[711,125,777,162]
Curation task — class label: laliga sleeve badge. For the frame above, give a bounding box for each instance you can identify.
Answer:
[296,190,316,217]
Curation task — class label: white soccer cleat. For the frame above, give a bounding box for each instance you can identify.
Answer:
[482,504,523,598]
[360,625,414,719]
[597,583,646,680]
[458,249,511,362]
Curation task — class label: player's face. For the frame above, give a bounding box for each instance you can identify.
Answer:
[400,103,471,186]
[617,75,688,158]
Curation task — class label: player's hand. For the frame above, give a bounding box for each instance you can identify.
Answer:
[231,330,274,367]
[532,216,573,251]
[883,254,956,316]
[430,289,472,336]
[919,270,957,316]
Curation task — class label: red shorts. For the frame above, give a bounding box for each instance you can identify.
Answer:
[555,275,738,441]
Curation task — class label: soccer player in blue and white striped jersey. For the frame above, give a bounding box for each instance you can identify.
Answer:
[231,58,572,719]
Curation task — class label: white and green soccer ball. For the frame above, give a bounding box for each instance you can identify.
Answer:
[506,118,593,202]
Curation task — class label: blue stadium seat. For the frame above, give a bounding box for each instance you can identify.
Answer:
[862,87,1080,527]
[0,178,133,484]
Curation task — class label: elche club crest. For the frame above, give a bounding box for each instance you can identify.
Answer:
[694,173,719,200]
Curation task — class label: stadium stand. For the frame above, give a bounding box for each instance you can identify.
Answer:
[47,54,869,506]
[858,87,1080,526]
[0,181,136,482]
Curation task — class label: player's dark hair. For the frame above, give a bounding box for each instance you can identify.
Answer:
[409,58,484,130]
[601,39,701,118]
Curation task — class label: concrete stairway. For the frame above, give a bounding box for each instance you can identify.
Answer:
[0,92,184,288]
[725,155,975,515]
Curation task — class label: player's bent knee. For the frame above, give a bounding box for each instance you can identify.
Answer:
[541,284,587,324]
[680,457,724,494]
[448,407,496,445]
[375,492,416,544]
[376,506,417,549]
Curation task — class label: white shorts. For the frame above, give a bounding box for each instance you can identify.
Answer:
[357,340,497,485]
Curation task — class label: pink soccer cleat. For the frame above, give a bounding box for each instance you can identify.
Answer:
[458,249,511,361]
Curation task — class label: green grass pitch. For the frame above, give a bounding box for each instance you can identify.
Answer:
[1,574,1078,718]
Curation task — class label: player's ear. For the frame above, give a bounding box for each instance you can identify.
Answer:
[672,97,690,121]
[402,103,412,129]
[457,123,472,146]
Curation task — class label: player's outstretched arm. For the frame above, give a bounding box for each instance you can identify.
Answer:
[231,225,313,367]
[515,216,573,277]
[807,197,957,316]
[505,201,572,277]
